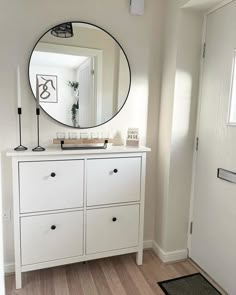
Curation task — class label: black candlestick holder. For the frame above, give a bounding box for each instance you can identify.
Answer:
[14,108,28,151]
[32,107,45,152]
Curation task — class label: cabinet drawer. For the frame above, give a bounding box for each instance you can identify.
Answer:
[86,204,139,254]
[19,160,84,213]
[21,211,83,265]
[87,157,141,206]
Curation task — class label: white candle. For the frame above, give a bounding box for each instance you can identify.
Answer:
[36,76,40,108]
[17,65,21,108]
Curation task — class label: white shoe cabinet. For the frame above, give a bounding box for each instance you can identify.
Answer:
[7,146,150,289]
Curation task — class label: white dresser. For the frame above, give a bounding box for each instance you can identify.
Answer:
[7,146,150,289]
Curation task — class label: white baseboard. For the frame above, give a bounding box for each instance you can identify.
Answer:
[4,240,187,274]
[4,263,14,274]
[143,240,153,249]
[152,240,188,263]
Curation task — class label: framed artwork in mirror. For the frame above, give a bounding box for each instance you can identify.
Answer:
[28,21,131,129]
[36,74,58,103]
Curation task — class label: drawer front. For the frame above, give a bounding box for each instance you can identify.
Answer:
[21,211,83,265]
[86,204,139,254]
[87,157,141,206]
[19,160,84,213]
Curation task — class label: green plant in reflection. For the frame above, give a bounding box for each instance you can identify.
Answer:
[68,81,79,92]
[71,103,79,127]
[68,81,79,127]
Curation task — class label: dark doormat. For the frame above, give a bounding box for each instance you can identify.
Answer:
[158,273,222,295]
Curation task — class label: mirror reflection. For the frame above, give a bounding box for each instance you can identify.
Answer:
[29,22,131,128]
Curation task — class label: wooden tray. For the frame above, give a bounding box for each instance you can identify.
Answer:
[53,138,114,145]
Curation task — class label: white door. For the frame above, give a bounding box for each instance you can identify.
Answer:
[77,58,95,127]
[190,2,236,294]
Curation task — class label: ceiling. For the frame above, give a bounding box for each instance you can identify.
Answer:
[182,0,224,11]
[31,51,88,69]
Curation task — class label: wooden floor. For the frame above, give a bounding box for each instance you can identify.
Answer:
[5,250,199,295]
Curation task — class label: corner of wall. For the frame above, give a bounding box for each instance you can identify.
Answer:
[153,0,180,250]
[153,1,204,254]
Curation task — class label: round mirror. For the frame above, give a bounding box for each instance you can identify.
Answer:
[29,22,131,128]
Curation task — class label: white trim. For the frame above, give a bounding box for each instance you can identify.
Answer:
[72,23,100,31]
[187,14,207,252]
[207,0,235,15]
[36,42,102,58]
[143,240,153,249]
[0,155,5,294]
[152,241,188,263]
[4,263,14,274]
[227,49,236,125]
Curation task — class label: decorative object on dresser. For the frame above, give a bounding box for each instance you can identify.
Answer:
[56,132,66,140]
[7,146,150,289]
[53,138,112,150]
[126,128,139,146]
[68,132,78,140]
[32,74,45,151]
[32,106,45,152]
[14,66,27,151]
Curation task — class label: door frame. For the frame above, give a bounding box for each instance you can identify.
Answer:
[77,57,96,126]
[0,155,5,295]
[187,0,236,254]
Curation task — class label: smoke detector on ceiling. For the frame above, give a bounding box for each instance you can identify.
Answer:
[130,0,144,16]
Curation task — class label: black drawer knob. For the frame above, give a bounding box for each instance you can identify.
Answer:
[113,169,118,173]
[51,225,56,230]
[51,172,56,177]
[112,217,117,222]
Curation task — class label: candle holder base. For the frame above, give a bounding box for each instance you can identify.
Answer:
[32,146,45,152]
[15,108,28,152]
[14,145,28,152]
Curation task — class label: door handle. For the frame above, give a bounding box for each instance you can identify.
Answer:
[217,168,236,184]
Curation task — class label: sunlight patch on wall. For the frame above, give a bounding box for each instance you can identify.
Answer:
[126,78,149,144]
[172,70,193,139]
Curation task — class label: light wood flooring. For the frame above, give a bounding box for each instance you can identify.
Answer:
[5,250,201,295]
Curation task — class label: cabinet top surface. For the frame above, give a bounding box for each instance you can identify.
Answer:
[6,146,150,158]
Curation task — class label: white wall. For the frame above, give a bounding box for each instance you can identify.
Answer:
[154,1,203,253]
[118,50,130,110]
[0,0,165,268]
[154,0,178,250]
[166,9,203,252]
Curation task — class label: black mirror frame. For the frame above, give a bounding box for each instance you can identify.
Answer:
[28,21,132,129]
